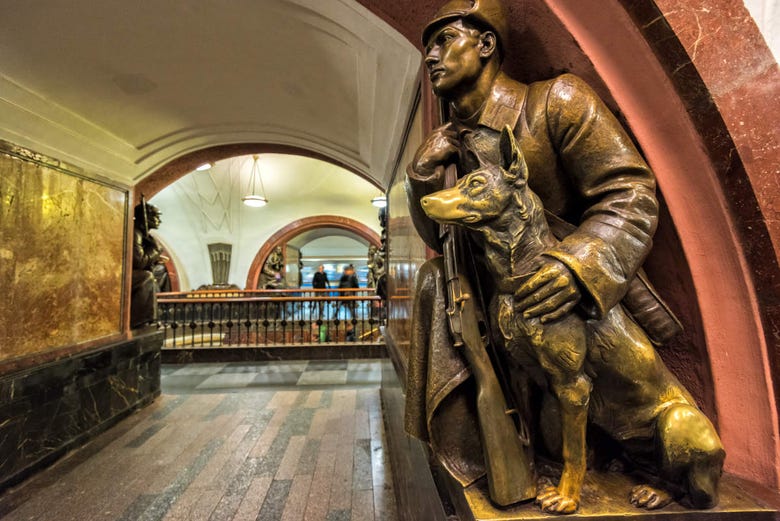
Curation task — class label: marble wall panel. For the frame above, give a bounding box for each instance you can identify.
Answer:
[0,330,162,490]
[386,100,428,368]
[0,143,127,366]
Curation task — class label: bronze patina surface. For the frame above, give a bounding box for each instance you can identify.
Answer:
[260,245,285,289]
[404,0,726,514]
[449,472,777,521]
[131,200,165,328]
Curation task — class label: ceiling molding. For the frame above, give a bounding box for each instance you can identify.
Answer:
[0,0,421,187]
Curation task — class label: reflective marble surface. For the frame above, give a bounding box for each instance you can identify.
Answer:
[0,146,127,365]
[386,104,428,367]
[0,360,398,521]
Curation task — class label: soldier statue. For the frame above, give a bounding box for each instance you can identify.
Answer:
[131,201,165,329]
[404,0,724,514]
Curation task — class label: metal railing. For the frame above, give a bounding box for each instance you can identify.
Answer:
[157,289,384,348]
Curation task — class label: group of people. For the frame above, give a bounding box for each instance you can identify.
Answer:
[311,263,359,316]
[310,263,361,341]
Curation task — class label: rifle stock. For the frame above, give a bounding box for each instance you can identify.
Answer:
[440,165,535,505]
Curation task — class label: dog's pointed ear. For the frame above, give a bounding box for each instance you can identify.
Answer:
[499,125,528,184]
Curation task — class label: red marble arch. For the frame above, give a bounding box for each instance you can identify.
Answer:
[245,215,382,290]
[156,243,181,293]
[542,0,779,487]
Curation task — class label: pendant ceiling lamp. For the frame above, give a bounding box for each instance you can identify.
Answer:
[242,155,269,208]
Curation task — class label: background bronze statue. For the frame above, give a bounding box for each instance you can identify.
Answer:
[367,244,386,291]
[404,0,724,514]
[131,200,165,329]
[260,245,285,289]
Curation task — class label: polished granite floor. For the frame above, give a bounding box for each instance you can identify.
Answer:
[0,360,398,521]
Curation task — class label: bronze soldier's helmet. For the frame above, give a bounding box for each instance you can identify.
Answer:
[422,0,509,55]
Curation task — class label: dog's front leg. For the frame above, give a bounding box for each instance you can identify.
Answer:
[534,319,591,514]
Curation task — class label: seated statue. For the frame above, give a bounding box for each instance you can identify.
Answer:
[367,245,378,288]
[404,0,724,514]
[131,202,164,328]
[367,244,385,291]
[260,245,285,289]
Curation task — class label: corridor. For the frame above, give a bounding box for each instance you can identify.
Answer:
[0,360,398,521]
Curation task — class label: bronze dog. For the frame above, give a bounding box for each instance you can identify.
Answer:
[420,126,724,514]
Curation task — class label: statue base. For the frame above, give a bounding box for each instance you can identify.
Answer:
[444,471,779,521]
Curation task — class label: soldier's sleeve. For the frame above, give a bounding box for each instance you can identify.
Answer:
[542,74,658,319]
[132,231,145,270]
[133,230,161,270]
[405,164,447,254]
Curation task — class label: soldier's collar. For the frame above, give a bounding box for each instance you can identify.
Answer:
[450,72,527,132]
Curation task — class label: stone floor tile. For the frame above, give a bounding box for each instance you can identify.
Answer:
[250,407,289,459]
[252,372,303,385]
[159,374,211,391]
[196,372,259,390]
[169,364,226,376]
[257,479,293,521]
[353,438,373,491]
[232,476,273,521]
[328,439,355,511]
[351,488,375,521]
[307,360,348,371]
[275,435,308,480]
[267,390,299,409]
[353,409,370,441]
[296,438,321,476]
[304,450,336,521]
[124,422,165,449]
[326,509,351,521]
[346,370,381,385]
[302,389,324,409]
[0,361,396,521]
[297,370,348,385]
[280,474,314,521]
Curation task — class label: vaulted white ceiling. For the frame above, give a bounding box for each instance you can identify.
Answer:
[151,153,383,290]
[0,0,421,189]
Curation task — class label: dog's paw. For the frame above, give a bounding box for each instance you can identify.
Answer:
[535,485,579,515]
[629,484,672,510]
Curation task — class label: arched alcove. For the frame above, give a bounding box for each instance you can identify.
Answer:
[246,215,382,289]
[360,0,780,486]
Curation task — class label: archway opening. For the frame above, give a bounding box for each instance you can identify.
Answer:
[246,216,381,290]
[146,152,384,292]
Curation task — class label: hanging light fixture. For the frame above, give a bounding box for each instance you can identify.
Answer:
[371,195,387,208]
[195,162,213,171]
[242,155,269,207]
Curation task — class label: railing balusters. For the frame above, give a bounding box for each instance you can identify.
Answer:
[156,289,382,348]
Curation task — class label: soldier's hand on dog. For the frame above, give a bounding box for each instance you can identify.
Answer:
[515,259,581,323]
[411,123,459,178]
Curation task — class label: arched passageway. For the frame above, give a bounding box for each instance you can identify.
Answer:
[246,215,382,289]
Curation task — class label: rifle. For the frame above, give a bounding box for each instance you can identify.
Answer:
[440,164,535,505]
[140,193,149,237]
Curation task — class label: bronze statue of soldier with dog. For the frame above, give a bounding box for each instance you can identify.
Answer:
[404,0,724,514]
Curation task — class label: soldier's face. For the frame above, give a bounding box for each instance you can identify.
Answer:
[425,20,484,98]
[148,210,162,229]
